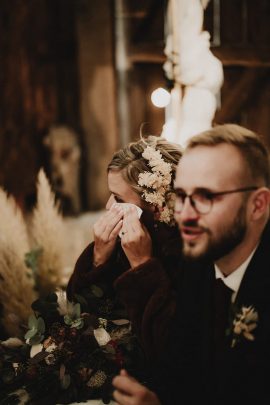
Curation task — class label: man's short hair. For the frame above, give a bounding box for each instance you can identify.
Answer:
[185,124,270,187]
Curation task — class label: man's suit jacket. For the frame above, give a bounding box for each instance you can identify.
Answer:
[156,222,270,405]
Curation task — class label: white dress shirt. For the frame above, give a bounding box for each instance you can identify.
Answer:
[214,246,258,303]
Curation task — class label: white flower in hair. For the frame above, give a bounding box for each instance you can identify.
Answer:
[138,144,175,225]
[159,206,171,224]
[138,172,164,189]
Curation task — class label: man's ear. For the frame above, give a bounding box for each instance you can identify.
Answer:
[250,187,270,220]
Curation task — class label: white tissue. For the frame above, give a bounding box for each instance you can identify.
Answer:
[112,203,143,237]
[113,202,142,218]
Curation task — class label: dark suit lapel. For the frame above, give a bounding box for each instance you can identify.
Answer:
[234,222,270,309]
[200,263,216,388]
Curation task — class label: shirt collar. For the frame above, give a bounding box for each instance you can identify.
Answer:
[214,245,258,302]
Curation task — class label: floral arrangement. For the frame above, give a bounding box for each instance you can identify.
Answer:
[229,305,258,348]
[0,286,146,405]
[138,145,175,225]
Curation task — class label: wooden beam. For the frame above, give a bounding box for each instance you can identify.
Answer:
[212,46,270,67]
[214,68,269,123]
[131,0,165,43]
[128,42,165,64]
[128,44,270,67]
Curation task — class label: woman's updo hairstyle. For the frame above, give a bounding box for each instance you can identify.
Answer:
[107,136,182,197]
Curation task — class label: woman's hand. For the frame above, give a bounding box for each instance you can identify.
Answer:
[121,206,152,268]
[93,204,123,266]
[113,369,161,405]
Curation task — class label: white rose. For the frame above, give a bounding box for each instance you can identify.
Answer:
[30,343,43,358]
[94,327,111,346]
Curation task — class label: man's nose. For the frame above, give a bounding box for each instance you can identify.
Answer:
[105,194,115,210]
[174,196,199,223]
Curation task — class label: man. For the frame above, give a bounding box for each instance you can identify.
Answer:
[112,124,270,404]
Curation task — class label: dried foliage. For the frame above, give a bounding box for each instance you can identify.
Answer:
[0,189,35,337]
[29,169,66,297]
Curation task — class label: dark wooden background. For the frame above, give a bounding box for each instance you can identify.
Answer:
[0,0,269,211]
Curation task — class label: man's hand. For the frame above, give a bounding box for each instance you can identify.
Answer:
[93,204,123,266]
[120,206,152,268]
[113,370,161,405]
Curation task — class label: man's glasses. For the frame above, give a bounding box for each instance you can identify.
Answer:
[173,186,258,215]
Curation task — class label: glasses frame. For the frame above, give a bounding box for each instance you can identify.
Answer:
[173,186,259,215]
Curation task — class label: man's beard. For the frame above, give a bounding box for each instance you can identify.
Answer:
[182,203,247,262]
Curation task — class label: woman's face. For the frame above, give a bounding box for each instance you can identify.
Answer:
[106,170,144,210]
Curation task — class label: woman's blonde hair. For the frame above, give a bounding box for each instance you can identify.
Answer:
[107,136,182,196]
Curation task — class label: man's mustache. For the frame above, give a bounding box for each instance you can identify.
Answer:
[181,220,210,234]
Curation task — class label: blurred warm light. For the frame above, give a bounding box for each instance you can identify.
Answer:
[151,87,171,108]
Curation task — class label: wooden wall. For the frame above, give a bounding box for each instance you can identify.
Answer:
[1,0,269,211]
[122,0,167,140]
[0,0,80,209]
[76,0,118,210]
[205,0,270,147]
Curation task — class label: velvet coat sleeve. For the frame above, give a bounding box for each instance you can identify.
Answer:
[66,240,129,301]
[66,220,182,365]
[114,258,178,364]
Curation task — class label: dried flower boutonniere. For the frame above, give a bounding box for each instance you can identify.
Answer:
[231,305,258,348]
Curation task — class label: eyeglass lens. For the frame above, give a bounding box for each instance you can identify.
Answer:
[175,192,211,214]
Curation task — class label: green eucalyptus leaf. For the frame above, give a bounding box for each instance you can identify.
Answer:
[64,315,73,325]
[25,328,37,340]
[29,334,44,346]
[37,317,45,333]
[73,303,81,318]
[28,314,38,329]
[71,318,84,329]
[90,284,104,298]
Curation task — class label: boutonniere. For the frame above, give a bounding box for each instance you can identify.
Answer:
[230,305,258,348]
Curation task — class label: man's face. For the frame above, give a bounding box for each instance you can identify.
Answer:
[174,144,251,261]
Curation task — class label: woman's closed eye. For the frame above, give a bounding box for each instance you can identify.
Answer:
[114,195,124,203]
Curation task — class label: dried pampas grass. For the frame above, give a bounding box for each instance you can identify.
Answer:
[0,189,36,337]
[29,169,66,296]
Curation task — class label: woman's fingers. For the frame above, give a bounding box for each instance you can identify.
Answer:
[110,219,123,239]
[113,375,144,395]
[94,205,123,240]
[112,372,161,405]
[122,207,142,236]
[120,207,152,268]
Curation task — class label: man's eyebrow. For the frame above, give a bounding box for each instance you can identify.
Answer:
[173,187,214,194]
[173,187,184,192]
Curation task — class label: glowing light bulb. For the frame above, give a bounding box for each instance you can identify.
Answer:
[151,87,171,108]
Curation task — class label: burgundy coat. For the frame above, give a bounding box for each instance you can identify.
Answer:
[66,211,182,364]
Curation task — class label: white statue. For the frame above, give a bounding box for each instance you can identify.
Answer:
[162,0,224,146]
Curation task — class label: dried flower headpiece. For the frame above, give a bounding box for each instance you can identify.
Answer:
[138,145,175,225]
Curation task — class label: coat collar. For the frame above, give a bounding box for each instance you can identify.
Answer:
[234,221,270,307]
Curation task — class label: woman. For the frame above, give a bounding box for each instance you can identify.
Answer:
[66,136,182,365]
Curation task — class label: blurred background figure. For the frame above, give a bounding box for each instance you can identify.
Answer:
[44,125,82,215]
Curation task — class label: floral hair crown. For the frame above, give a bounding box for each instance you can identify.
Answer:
[138,144,174,225]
